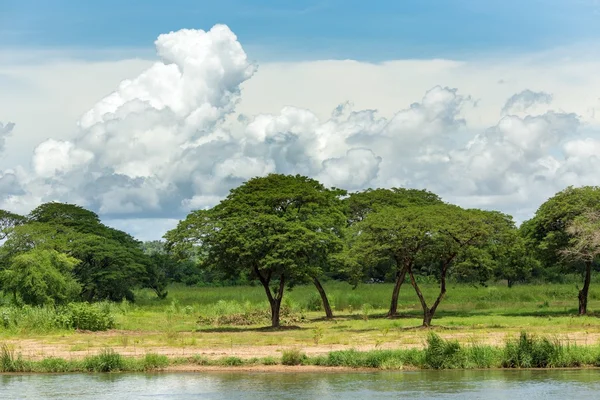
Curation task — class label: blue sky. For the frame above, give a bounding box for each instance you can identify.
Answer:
[2,0,600,61]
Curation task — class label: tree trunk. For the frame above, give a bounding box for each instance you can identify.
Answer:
[270,297,282,328]
[254,265,286,328]
[426,265,449,327]
[579,261,592,315]
[387,266,408,317]
[312,277,333,319]
[423,310,434,327]
[407,267,431,327]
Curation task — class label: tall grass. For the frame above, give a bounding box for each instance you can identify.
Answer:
[0,302,115,334]
[133,281,600,314]
[0,332,599,372]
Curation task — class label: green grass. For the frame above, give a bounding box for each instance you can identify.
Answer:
[2,282,600,355]
[2,333,600,373]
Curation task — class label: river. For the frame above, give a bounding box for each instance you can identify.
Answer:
[2,369,599,399]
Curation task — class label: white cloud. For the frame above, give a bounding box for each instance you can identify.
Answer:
[2,24,600,238]
[501,89,553,115]
[0,121,15,153]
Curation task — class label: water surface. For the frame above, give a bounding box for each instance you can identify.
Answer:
[2,369,599,399]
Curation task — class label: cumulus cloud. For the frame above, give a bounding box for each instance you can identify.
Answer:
[2,24,600,238]
[501,89,553,115]
[0,121,15,153]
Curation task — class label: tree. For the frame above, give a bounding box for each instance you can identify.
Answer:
[348,206,438,318]
[560,210,600,315]
[523,186,600,314]
[0,248,80,305]
[343,188,443,316]
[0,210,26,240]
[408,208,505,326]
[350,204,504,325]
[345,188,443,224]
[69,234,147,302]
[167,174,347,327]
[1,203,151,302]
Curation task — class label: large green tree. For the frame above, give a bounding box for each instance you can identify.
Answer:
[409,208,508,326]
[342,187,443,316]
[0,203,151,302]
[523,186,600,314]
[347,206,438,318]
[0,210,26,240]
[0,248,80,306]
[166,174,347,326]
[560,210,600,314]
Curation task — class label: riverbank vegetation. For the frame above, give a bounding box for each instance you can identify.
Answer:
[2,175,600,363]
[2,332,600,373]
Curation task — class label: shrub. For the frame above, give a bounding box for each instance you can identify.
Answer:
[143,353,169,370]
[502,332,563,368]
[0,343,29,372]
[37,357,72,373]
[220,356,244,366]
[424,333,465,369]
[281,349,307,366]
[61,303,115,331]
[84,349,124,372]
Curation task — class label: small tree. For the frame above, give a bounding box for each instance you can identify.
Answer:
[0,210,26,240]
[343,188,443,317]
[0,249,80,305]
[348,206,439,318]
[561,210,600,315]
[166,174,346,327]
[408,208,502,326]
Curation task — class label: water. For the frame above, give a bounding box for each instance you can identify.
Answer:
[1,370,599,399]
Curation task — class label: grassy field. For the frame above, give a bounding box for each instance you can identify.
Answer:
[2,281,600,363]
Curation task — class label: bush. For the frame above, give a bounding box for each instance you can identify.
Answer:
[424,333,465,369]
[142,353,169,370]
[502,332,562,368]
[37,357,72,373]
[84,349,124,372]
[281,349,307,366]
[220,356,244,366]
[0,343,29,372]
[59,303,115,331]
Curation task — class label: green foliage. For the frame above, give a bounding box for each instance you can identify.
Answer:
[60,302,115,331]
[281,349,307,365]
[502,332,564,368]
[37,357,73,373]
[524,186,600,269]
[70,234,147,302]
[0,249,80,306]
[345,187,442,224]
[424,333,466,369]
[142,353,169,370]
[166,174,347,327]
[83,348,124,372]
[0,209,26,240]
[0,343,28,372]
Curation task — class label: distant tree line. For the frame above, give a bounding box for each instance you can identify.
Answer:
[1,175,599,328]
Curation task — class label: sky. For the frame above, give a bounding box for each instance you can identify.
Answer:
[1,0,600,240]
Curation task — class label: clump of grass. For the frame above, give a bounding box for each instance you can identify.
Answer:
[36,357,73,373]
[83,348,124,372]
[281,349,307,365]
[464,343,501,368]
[502,332,562,368]
[220,356,244,366]
[142,353,169,370]
[424,333,466,369]
[261,356,278,365]
[0,343,29,372]
[188,355,210,365]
